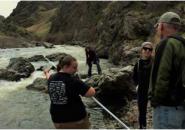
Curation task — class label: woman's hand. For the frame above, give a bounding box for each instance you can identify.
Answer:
[43,68,51,79]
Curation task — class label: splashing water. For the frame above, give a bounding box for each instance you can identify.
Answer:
[0,45,116,128]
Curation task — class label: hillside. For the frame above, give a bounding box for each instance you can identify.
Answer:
[2,1,185,64]
[5,1,59,40]
[0,15,34,48]
[0,1,59,48]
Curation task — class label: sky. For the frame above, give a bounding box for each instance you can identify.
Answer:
[0,0,20,18]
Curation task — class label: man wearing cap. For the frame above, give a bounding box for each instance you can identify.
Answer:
[149,12,185,128]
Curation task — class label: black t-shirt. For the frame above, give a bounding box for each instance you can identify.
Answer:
[48,72,90,122]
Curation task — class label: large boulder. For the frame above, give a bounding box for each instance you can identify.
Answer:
[5,57,35,80]
[46,52,68,61]
[0,69,27,81]
[85,65,135,106]
[27,55,46,62]
[26,78,48,91]
[27,53,68,63]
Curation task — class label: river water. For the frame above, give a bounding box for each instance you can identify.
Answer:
[0,45,120,129]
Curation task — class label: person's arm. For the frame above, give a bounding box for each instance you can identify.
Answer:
[75,79,96,97]
[43,68,51,79]
[84,87,95,97]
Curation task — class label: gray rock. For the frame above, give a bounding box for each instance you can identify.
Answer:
[46,52,68,61]
[0,57,35,81]
[7,57,35,78]
[85,65,135,105]
[27,55,46,62]
[0,69,27,81]
[26,78,47,91]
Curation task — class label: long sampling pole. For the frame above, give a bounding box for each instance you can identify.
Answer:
[43,56,130,129]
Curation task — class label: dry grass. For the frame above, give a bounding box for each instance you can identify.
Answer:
[26,8,57,38]
[0,35,33,48]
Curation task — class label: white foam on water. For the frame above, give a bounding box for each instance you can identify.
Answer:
[0,45,113,128]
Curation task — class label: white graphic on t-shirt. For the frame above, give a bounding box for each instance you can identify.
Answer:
[49,81,68,105]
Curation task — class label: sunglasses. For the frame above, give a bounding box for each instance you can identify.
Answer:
[143,47,153,52]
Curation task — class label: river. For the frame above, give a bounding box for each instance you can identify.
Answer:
[0,45,120,129]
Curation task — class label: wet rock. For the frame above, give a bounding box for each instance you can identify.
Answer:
[7,57,35,78]
[26,78,48,91]
[46,52,68,61]
[27,53,69,63]
[27,55,46,62]
[0,69,27,81]
[36,66,44,71]
[0,57,35,81]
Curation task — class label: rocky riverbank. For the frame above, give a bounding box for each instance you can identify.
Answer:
[121,99,153,129]
[0,45,122,128]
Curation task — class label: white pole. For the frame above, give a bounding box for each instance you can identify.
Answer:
[43,56,57,68]
[92,97,130,129]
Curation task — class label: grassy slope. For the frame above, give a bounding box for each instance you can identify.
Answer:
[26,8,57,38]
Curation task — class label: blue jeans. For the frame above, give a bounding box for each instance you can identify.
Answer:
[153,106,185,129]
[87,61,102,77]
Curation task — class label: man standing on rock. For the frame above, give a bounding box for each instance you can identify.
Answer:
[85,46,102,77]
[149,12,185,128]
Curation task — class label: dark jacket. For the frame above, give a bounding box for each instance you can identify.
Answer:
[149,36,185,107]
[85,49,99,64]
[133,59,152,98]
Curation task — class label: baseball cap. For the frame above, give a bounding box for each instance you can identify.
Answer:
[158,12,181,25]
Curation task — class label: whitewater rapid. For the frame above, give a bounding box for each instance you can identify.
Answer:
[0,45,117,128]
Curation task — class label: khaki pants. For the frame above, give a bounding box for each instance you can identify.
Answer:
[54,115,91,129]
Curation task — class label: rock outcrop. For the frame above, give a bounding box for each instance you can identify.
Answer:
[45,52,68,61]
[3,1,185,65]
[0,57,35,81]
[27,52,68,62]
[26,78,48,91]
[0,69,27,81]
[27,55,46,62]
[86,65,136,106]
